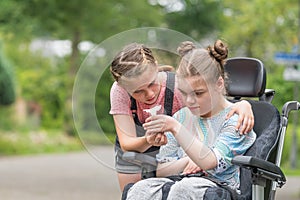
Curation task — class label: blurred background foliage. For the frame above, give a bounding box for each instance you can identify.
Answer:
[0,0,299,171]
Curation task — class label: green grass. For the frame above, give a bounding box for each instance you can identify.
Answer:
[77,131,115,146]
[281,156,300,176]
[0,129,117,156]
[0,130,84,155]
[282,168,300,176]
[280,124,300,175]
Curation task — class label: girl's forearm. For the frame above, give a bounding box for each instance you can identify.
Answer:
[114,114,152,153]
[156,157,189,177]
[120,136,152,153]
[172,123,217,170]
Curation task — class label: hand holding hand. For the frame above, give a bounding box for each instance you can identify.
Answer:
[143,115,180,135]
[145,132,167,146]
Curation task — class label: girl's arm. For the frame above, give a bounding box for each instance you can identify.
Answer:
[156,157,189,177]
[173,123,217,170]
[227,100,254,134]
[114,114,151,152]
[114,115,166,152]
[157,156,203,177]
[144,115,217,170]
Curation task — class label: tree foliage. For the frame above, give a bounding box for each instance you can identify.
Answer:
[0,42,15,105]
[0,0,165,134]
[220,0,299,111]
[222,0,298,59]
[165,0,225,39]
[0,0,299,163]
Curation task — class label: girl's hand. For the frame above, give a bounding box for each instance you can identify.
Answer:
[227,100,254,134]
[182,158,202,175]
[145,132,167,146]
[143,115,179,135]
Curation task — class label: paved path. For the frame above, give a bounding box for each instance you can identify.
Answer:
[0,145,299,200]
[0,146,121,200]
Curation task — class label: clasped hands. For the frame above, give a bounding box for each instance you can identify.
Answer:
[143,115,176,146]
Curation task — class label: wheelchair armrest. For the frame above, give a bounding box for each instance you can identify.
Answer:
[282,101,300,118]
[122,151,157,167]
[259,89,275,103]
[232,155,286,187]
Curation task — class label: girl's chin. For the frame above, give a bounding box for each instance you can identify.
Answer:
[188,107,200,114]
[145,97,158,105]
[145,101,156,106]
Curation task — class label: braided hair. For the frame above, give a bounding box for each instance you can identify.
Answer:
[110,43,157,82]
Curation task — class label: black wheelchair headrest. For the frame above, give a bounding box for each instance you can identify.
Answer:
[225,57,266,98]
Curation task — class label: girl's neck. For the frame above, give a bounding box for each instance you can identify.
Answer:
[201,98,232,118]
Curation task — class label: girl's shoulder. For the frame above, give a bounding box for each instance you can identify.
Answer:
[223,106,238,123]
[110,81,126,93]
[206,106,239,129]
[109,82,131,114]
[110,82,130,99]
[173,107,195,123]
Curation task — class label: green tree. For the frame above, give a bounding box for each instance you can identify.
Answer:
[164,0,225,39]
[0,42,15,105]
[222,0,297,60]
[220,0,298,109]
[0,0,165,135]
[12,0,164,74]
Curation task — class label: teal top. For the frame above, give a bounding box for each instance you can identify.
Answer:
[156,106,256,191]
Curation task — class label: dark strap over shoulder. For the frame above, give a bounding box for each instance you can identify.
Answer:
[130,96,142,126]
[164,71,175,116]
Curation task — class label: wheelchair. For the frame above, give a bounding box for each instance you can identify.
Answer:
[121,57,300,200]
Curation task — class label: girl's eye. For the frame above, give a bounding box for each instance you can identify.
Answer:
[179,90,187,96]
[195,92,204,96]
[133,90,142,94]
[149,80,159,87]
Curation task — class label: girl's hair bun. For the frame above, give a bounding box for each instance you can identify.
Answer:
[177,41,196,57]
[207,40,228,64]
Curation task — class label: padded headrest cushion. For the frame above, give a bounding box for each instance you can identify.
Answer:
[225,57,266,97]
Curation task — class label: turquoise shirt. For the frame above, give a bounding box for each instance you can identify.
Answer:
[156,106,256,191]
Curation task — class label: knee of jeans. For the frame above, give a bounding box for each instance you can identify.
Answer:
[170,181,185,193]
[172,178,195,192]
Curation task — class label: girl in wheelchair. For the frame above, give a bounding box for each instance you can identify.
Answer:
[124,40,257,199]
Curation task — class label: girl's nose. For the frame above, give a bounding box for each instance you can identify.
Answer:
[185,94,196,105]
[145,89,155,98]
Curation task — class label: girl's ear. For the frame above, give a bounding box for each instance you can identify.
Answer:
[215,76,225,92]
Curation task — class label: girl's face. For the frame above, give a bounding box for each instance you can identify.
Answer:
[119,67,161,105]
[178,75,224,117]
